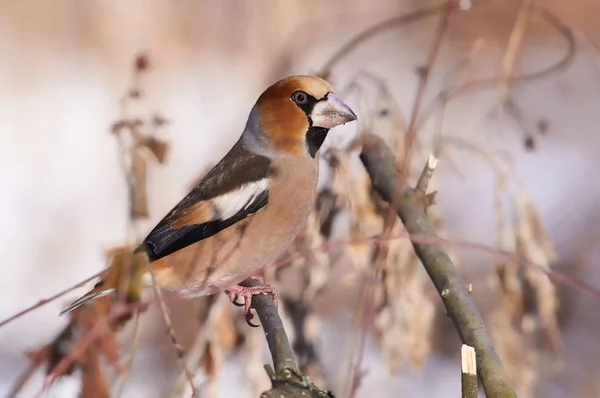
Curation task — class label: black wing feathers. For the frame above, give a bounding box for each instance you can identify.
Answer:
[142,142,272,262]
[144,190,269,261]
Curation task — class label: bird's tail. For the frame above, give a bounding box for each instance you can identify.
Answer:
[60,246,149,316]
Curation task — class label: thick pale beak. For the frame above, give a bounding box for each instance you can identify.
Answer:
[311,92,357,129]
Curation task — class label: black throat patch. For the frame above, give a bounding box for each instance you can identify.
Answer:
[305,127,330,158]
[292,93,330,158]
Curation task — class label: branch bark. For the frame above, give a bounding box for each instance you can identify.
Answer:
[359,133,516,398]
[240,279,333,398]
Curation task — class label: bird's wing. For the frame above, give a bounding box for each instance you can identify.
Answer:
[142,144,272,261]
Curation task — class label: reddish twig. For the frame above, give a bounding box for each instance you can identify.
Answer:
[318,4,447,80]
[0,272,102,329]
[148,269,199,397]
[415,6,576,132]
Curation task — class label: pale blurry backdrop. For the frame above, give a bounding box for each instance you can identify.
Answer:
[1,1,599,397]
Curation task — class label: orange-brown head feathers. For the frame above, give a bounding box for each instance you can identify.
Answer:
[250,75,356,157]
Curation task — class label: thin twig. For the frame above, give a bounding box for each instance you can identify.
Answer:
[318,4,446,79]
[170,295,228,398]
[112,311,142,398]
[415,155,440,195]
[6,354,45,398]
[416,6,576,132]
[344,271,378,398]
[0,272,102,329]
[577,29,600,70]
[360,133,517,397]
[339,272,367,398]
[398,0,453,178]
[386,0,455,231]
[500,0,538,105]
[36,315,113,398]
[148,269,199,398]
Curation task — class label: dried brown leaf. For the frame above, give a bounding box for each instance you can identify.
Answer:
[79,354,110,398]
[214,306,237,353]
[130,150,149,219]
[490,187,560,397]
[138,136,170,163]
[134,54,150,72]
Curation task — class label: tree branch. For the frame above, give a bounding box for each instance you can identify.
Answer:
[239,279,333,398]
[359,133,516,398]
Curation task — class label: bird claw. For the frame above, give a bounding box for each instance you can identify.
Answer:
[226,283,278,327]
[245,311,261,328]
[229,293,246,307]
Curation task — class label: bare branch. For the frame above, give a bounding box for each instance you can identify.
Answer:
[359,133,517,398]
[415,155,439,195]
[239,278,334,398]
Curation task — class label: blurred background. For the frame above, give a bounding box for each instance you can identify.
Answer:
[1,0,599,397]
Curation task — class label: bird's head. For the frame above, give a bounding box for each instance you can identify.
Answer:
[247,75,357,158]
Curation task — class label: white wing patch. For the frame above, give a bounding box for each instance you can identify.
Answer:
[212,178,269,220]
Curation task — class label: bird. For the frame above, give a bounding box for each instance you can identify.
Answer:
[60,75,357,323]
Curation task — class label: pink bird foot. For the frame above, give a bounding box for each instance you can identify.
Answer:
[227,280,278,327]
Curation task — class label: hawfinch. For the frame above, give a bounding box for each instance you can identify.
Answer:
[61,75,357,322]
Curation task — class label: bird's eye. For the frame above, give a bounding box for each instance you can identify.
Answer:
[291,91,308,104]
